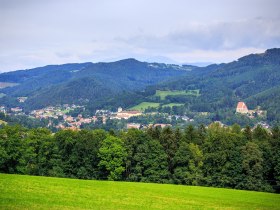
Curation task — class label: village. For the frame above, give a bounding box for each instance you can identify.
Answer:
[0,103,194,130]
[0,100,269,130]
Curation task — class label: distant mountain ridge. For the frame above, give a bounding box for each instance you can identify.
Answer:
[1,48,280,123]
[139,48,280,122]
[0,59,193,109]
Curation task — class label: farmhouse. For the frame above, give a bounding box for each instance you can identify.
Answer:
[236,102,248,114]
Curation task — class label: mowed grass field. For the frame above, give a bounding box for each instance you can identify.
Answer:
[1,174,280,210]
[130,102,160,111]
[155,90,200,100]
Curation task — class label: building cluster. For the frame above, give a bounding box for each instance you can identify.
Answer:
[236,102,266,118]
[0,106,6,114]
[126,123,172,130]
[30,104,83,119]
[54,107,144,130]
[56,114,97,130]
[95,107,142,120]
[167,115,194,122]
[11,107,23,113]
[0,102,270,131]
[17,97,28,103]
[111,107,142,120]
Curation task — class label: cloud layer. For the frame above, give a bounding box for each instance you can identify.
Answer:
[0,0,280,71]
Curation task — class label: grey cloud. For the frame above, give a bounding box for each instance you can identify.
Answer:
[119,18,280,52]
[55,52,73,59]
[0,0,280,71]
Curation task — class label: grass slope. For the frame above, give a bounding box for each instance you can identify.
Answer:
[1,174,279,210]
[0,82,18,88]
[130,102,160,111]
[155,90,200,100]
[163,103,185,107]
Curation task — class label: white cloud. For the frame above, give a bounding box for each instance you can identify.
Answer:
[0,0,279,71]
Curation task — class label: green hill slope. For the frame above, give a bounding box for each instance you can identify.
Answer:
[135,48,280,123]
[0,174,279,210]
[0,59,191,109]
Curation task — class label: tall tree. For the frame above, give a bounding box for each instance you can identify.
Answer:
[203,123,243,188]
[270,126,280,192]
[242,125,252,141]
[135,138,169,183]
[238,142,272,191]
[54,129,78,177]
[72,129,105,179]
[98,135,127,181]
[173,142,203,185]
[122,129,146,180]
[0,125,30,174]
[159,127,179,175]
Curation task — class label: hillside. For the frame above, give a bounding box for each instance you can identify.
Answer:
[0,59,192,109]
[130,48,280,123]
[1,174,279,210]
[1,48,280,123]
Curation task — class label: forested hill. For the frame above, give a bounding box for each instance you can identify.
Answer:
[0,59,193,109]
[137,48,280,122]
[1,48,280,122]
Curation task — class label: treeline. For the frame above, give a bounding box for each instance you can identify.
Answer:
[0,123,280,193]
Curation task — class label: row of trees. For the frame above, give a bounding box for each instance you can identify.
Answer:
[0,123,280,193]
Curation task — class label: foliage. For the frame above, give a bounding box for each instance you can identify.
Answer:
[0,59,187,110]
[98,136,127,180]
[0,124,280,193]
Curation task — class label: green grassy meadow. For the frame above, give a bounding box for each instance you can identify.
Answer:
[163,103,185,108]
[130,102,160,111]
[0,82,18,89]
[1,174,279,210]
[0,120,7,125]
[155,90,200,100]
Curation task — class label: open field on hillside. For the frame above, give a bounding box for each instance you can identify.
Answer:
[130,102,160,111]
[0,174,279,210]
[0,120,7,125]
[155,90,200,100]
[0,82,18,89]
[163,103,185,107]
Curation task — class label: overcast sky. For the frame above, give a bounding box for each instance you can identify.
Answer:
[0,0,280,72]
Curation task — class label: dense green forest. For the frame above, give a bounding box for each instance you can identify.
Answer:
[1,123,279,193]
[123,48,280,124]
[0,59,189,110]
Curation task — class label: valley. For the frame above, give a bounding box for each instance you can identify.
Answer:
[1,1,279,209]
[0,48,280,129]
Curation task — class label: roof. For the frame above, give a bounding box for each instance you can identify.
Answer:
[121,110,142,114]
[237,102,248,110]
